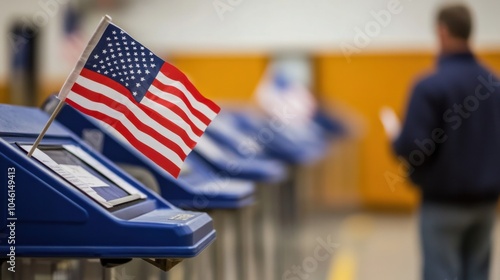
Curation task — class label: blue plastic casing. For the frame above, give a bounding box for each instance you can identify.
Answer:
[214,110,328,165]
[0,104,215,258]
[198,111,287,183]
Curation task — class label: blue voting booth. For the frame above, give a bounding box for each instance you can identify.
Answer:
[204,108,343,279]
[42,95,256,280]
[191,111,290,280]
[0,104,215,273]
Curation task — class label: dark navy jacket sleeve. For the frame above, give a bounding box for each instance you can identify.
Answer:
[393,80,442,160]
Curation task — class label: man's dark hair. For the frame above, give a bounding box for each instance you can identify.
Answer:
[437,4,472,40]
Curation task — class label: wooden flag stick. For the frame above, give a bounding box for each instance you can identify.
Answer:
[27,15,112,157]
[27,99,64,157]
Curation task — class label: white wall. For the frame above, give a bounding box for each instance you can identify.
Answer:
[1,0,499,80]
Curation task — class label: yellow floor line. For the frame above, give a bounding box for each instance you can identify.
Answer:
[327,249,356,280]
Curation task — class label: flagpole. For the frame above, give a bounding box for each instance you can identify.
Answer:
[28,15,112,157]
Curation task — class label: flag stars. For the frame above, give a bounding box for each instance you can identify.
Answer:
[112,30,116,35]
[87,28,164,93]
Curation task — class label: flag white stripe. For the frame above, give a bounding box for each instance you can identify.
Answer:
[75,75,197,151]
[156,71,218,119]
[67,91,184,166]
[145,84,207,132]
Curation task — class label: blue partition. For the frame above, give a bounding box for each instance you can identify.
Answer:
[0,104,215,259]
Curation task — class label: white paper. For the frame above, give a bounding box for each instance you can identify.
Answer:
[379,106,401,140]
[59,164,109,187]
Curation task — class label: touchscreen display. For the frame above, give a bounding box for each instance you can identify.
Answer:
[20,144,146,208]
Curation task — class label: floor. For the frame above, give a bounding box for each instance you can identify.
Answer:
[294,212,500,280]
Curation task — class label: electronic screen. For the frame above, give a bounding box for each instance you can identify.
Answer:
[20,144,146,208]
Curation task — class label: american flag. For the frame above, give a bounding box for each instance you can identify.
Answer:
[255,69,316,126]
[60,22,220,178]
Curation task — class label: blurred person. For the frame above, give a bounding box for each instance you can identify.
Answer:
[391,4,500,280]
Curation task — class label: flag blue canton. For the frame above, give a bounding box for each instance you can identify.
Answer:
[84,24,164,102]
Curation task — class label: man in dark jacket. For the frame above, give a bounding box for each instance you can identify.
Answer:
[392,4,500,280]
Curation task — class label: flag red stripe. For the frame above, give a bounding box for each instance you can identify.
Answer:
[145,89,204,136]
[151,78,211,126]
[80,68,198,147]
[160,63,221,114]
[70,82,188,159]
[66,98,181,177]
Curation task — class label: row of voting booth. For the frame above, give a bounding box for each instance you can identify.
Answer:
[0,93,344,279]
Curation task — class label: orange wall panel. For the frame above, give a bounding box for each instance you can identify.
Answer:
[169,55,268,102]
